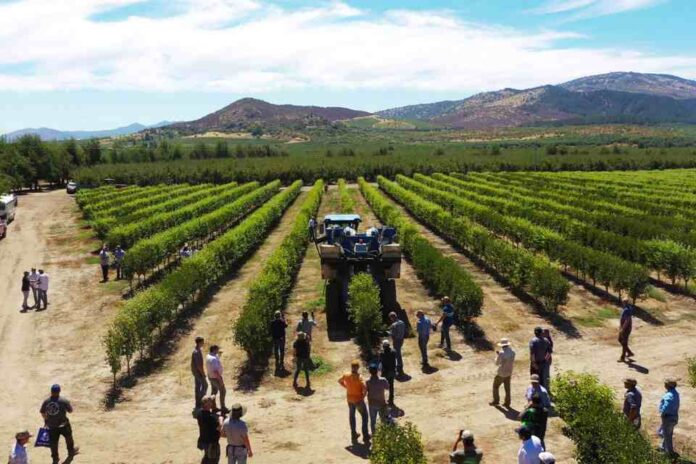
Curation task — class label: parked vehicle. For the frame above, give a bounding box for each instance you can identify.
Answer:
[0,193,17,238]
[66,181,78,194]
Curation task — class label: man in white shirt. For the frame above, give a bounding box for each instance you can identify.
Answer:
[296,312,318,342]
[8,430,31,464]
[517,425,544,464]
[29,268,40,309]
[37,269,49,311]
[206,345,227,413]
[491,338,516,407]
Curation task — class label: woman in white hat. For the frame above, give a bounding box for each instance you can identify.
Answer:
[222,403,253,464]
[8,430,32,464]
[491,338,516,408]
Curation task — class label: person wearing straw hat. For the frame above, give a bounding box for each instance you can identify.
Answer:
[222,403,253,464]
[525,375,551,409]
[8,430,32,464]
[491,338,516,407]
[658,377,680,456]
[622,377,642,429]
[449,429,483,463]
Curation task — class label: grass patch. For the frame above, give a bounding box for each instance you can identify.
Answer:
[85,256,101,265]
[309,356,333,376]
[574,306,616,328]
[688,357,696,388]
[646,285,667,302]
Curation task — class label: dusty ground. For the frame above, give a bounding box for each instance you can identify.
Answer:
[0,187,694,464]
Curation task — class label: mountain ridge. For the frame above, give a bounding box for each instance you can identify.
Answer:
[2,121,172,141]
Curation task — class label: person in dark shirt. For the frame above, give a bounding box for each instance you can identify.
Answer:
[623,377,642,429]
[529,327,550,388]
[292,332,311,389]
[197,395,222,464]
[191,336,207,409]
[270,311,288,374]
[519,395,548,449]
[21,271,31,311]
[379,340,397,406]
[618,298,635,362]
[450,429,483,463]
[39,384,79,464]
[435,296,455,352]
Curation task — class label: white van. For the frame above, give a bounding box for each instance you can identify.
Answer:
[0,193,18,222]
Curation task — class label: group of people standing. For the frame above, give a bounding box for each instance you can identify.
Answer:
[19,267,49,311]
[98,244,125,282]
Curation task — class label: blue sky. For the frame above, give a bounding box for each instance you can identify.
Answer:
[0,0,694,133]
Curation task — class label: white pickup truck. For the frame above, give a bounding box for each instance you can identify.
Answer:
[0,193,17,238]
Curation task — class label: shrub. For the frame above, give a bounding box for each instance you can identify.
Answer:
[348,273,384,353]
[688,356,696,388]
[370,421,427,464]
[554,371,669,464]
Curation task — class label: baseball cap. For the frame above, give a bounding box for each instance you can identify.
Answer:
[530,374,540,383]
[539,452,556,463]
[51,384,61,392]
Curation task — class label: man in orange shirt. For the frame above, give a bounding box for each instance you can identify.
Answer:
[338,360,369,445]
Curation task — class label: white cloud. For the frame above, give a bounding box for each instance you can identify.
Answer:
[0,0,692,96]
[534,0,665,17]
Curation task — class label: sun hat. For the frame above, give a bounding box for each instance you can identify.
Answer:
[382,339,391,347]
[497,338,511,347]
[350,359,360,367]
[15,430,32,440]
[230,403,247,417]
[530,374,540,383]
[460,430,473,440]
[539,451,556,464]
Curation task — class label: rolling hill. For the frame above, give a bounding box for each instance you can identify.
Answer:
[377,72,696,129]
[167,98,371,133]
[2,122,172,141]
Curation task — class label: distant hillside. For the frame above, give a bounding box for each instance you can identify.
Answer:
[168,98,371,133]
[377,72,696,129]
[2,122,172,141]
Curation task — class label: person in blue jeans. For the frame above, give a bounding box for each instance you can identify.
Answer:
[416,310,433,367]
[435,296,455,351]
[658,377,680,456]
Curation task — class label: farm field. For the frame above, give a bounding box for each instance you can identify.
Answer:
[0,170,695,463]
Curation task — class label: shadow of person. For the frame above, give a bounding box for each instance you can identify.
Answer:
[627,360,649,374]
[389,405,405,418]
[275,367,291,378]
[345,443,370,459]
[294,385,315,397]
[395,373,412,382]
[445,349,462,361]
[495,405,520,421]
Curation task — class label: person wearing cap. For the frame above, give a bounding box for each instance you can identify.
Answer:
[192,336,208,409]
[450,429,483,463]
[529,327,550,389]
[658,377,680,456]
[8,431,32,464]
[618,298,635,362]
[222,403,253,463]
[29,268,39,308]
[416,310,434,367]
[622,377,642,429]
[296,312,318,343]
[519,395,548,449]
[516,425,544,464]
[435,296,455,351]
[270,311,288,374]
[338,361,369,444]
[491,338,516,407]
[365,364,390,436]
[525,375,551,409]
[40,384,79,464]
[197,395,222,464]
[379,340,397,406]
[539,451,555,464]
[292,332,311,389]
[388,312,406,375]
[206,345,227,413]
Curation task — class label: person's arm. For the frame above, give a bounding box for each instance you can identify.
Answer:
[452,434,461,452]
[243,433,253,458]
[338,375,346,388]
[66,400,73,413]
[197,356,205,377]
[495,352,502,366]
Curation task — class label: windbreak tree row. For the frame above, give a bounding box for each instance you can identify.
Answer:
[103,180,303,378]
[123,181,281,279]
[377,176,569,311]
[397,175,649,301]
[359,177,484,324]
[106,182,257,248]
[233,180,323,362]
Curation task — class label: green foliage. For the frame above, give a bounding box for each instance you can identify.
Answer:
[103,181,302,375]
[337,178,356,213]
[233,180,323,361]
[688,357,696,388]
[360,178,484,320]
[348,273,384,353]
[370,421,427,464]
[554,372,669,464]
